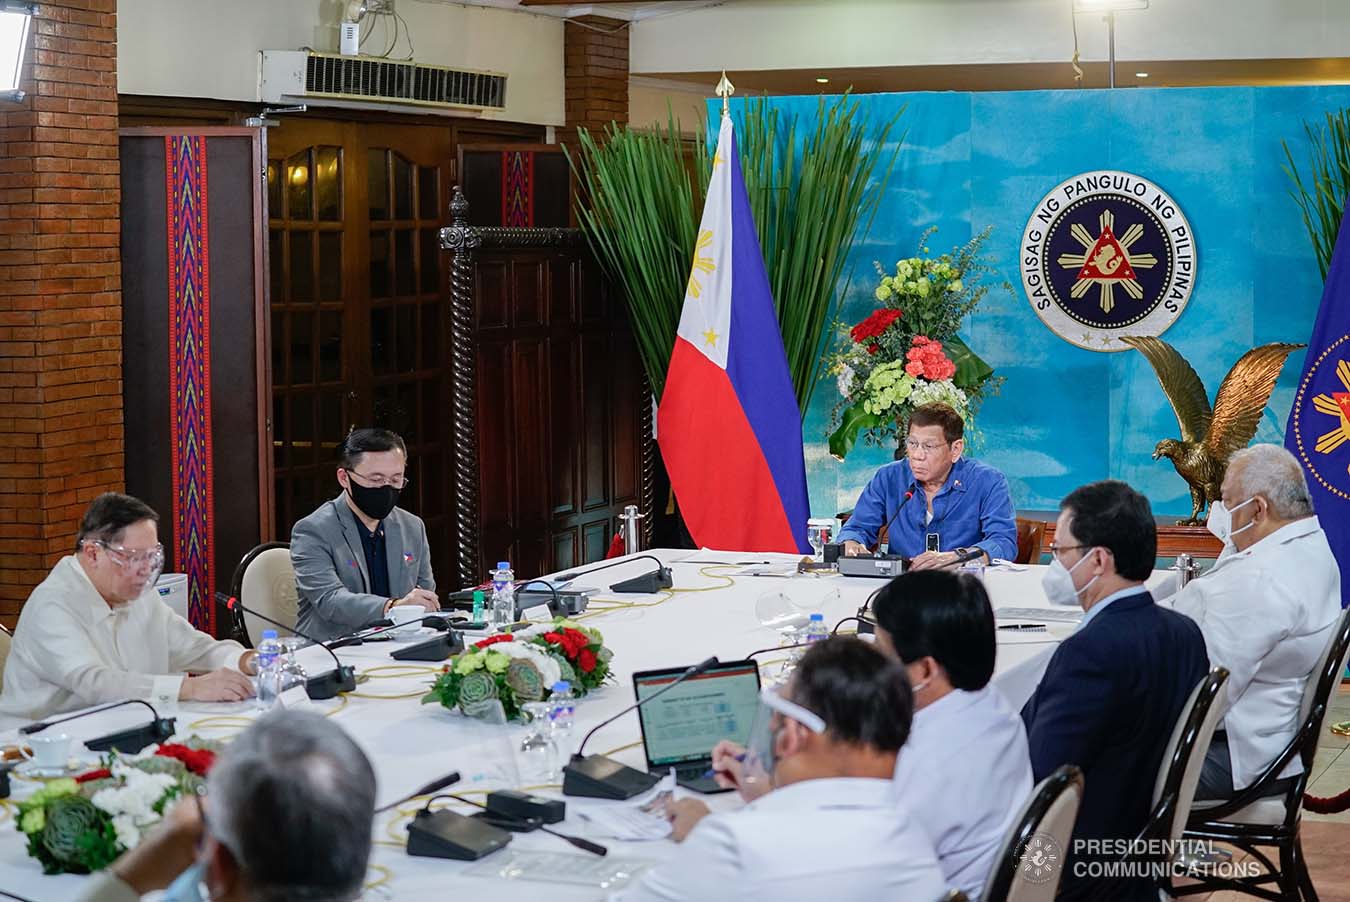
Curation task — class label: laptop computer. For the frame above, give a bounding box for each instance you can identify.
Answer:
[632,660,762,794]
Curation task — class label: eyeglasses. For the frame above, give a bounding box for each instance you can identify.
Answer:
[345,469,410,490]
[904,439,948,457]
[1047,542,1090,560]
[90,540,165,569]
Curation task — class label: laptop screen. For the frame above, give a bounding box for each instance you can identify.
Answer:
[633,661,762,767]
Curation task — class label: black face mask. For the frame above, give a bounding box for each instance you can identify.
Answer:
[347,481,400,521]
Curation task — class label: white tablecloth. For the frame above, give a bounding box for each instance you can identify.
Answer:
[0,550,1171,900]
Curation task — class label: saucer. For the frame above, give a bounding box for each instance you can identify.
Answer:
[14,759,93,780]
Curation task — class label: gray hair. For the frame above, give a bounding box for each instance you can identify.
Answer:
[207,711,376,902]
[1227,444,1314,520]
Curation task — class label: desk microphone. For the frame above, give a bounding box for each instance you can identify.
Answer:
[328,616,464,662]
[552,555,673,595]
[20,699,176,754]
[563,655,720,799]
[219,594,357,699]
[374,770,462,814]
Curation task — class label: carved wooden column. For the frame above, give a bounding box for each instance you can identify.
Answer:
[441,187,482,589]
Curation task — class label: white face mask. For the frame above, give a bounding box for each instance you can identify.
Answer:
[1041,549,1099,607]
[1206,498,1256,545]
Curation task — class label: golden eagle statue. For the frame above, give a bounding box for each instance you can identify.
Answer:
[1121,335,1305,525]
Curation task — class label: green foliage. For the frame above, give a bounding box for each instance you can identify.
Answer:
[567,98,902,417]
[1284,108,1350,280]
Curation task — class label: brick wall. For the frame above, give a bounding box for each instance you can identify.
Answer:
[561,15,630,147]
[0,0,123,624]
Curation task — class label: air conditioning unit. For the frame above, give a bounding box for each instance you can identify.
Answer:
[260,50,507,114]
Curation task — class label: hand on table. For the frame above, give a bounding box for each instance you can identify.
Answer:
[841,541,870,557]
[908,550,966,571]
[181,667,256,702]
[666,798,711,842]
[395,588,440,613]
[110,797,203,893]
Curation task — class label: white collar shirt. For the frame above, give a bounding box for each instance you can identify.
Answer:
[612,777,947,902]
[0,556,245,722]
[894,686,1034,901]
[1166,517,1340,788]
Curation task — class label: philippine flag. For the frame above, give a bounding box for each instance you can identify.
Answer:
[657,114,811,554]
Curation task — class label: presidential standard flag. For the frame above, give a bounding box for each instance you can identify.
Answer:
[656,115,810,554]
[1286,212,1350,607]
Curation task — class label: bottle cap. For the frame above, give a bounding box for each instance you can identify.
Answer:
[551,680,571,693]
[497,561,511,569]
[262,628,278,639]
[809,613,824,621]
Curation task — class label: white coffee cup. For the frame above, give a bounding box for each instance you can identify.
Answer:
[389,604,426,638]
[21,733,72,771]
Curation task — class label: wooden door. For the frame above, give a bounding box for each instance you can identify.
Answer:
[266,119,453,584]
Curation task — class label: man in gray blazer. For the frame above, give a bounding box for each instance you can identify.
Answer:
[290,428,438,641]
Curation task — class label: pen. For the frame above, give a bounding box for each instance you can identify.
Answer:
[998,623,1047,631]
[703,752,747,779]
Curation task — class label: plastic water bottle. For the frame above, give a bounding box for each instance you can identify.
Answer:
[490,561,515,631]
[256,629,282,710]
[803,613,829,644]
[549,680,576,748]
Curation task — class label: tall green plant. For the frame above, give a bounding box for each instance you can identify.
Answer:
[698,96,902,413]
[564,116,700,397]
[568,99,901,417]
[1284,108,1350,280]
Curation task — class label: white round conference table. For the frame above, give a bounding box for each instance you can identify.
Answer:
[0,550,1174,901]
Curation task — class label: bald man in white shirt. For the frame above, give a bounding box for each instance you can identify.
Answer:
[871,569,1033,901]
[1165,445,1341,799]
[0,493,257,722]
[615,638,946,902]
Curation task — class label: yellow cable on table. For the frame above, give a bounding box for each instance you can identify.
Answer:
[364,862,393,893]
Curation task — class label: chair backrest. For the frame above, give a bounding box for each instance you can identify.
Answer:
[1148,666,1229,844]
[0,624,12,693]
[982,764,1084,902]
[234,543,297,646]
[1014,518,1046,565]
[1295,607,1350,769]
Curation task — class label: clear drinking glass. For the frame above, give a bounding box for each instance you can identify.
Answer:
[517,702,559,785]
[806,518,834,560]
[278,637,308,693]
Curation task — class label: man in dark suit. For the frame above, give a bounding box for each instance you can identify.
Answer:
[290,428,438,641]
[1021,480,1208,901]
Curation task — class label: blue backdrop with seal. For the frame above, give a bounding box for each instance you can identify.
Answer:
[711,85,1350,519]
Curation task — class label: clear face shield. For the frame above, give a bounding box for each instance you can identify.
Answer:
[741,686,828,793]
[87,540,165,594]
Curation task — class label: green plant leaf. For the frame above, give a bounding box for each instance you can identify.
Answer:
[828,402,885,460]
[946,334,994,387]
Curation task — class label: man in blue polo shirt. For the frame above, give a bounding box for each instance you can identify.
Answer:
[837,403,1017,568]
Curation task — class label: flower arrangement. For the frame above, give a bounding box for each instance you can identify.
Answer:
[422,618,612,722]
[826,227,1005,458]
[16,740,220,875]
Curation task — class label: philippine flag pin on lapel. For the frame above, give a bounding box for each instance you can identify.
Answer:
[403,552,415,565]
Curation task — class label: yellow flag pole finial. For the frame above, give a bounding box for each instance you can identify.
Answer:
[715,71,734,118]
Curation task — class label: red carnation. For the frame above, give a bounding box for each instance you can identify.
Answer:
[156,744,217,776]
[577,648,597,673]
[76,768,111,784]
[849,308,903,345]
[474,634,513,649]
[542,632,564,646]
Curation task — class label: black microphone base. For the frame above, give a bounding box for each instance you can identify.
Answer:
[609,567,674,594]
[85,718,176,754]
[562,754,661,800]
[391,632,463,662]
[407,809,512,860]
[306,666,357,700]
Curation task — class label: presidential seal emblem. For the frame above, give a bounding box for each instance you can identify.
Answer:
[1289,333,1350,499]
[1019,832,1061,885]
[1021,171,1196,352]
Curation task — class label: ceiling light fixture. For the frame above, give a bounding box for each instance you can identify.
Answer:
[1135,72,1149,78]
[816,77,830,85]
[0,1,36,102]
